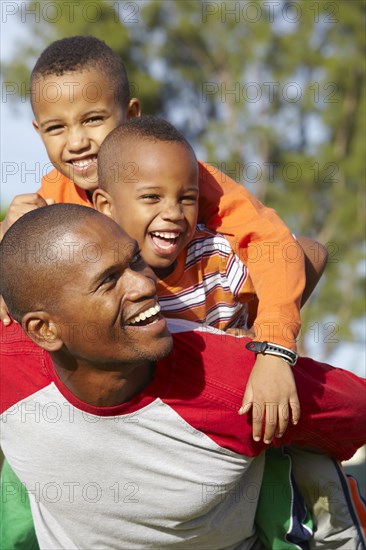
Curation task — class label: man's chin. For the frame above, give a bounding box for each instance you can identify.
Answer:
[149,333,174,362]
[133,333,173,363]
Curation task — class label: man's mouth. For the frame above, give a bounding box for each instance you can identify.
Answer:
[125,303,162,327]
[150,231,180,251]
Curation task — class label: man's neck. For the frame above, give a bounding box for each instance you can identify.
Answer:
[51,352,155,407]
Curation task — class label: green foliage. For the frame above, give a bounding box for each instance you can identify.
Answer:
[2,0,365,354]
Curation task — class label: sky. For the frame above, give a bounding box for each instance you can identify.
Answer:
[1,2,50,207]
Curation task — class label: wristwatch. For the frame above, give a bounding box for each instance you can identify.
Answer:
[245,341,298,367]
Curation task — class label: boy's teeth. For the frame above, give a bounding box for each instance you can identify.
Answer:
[72,158,96,167]
[128,304,161,325]
[152,232,179,239]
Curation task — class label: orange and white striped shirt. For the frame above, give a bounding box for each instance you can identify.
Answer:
[157,227,256,331]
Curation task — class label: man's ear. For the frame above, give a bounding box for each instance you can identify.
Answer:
[22,312,63,352]
[126,98,141,119]
[93,189,114,218]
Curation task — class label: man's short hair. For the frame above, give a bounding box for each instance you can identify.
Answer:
[0,204,100,321]
[30,35,131,109]
[98,116,196,189]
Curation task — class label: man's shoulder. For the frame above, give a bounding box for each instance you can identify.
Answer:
[0,324,52,414]
[0,322,42,353]
[166,323,261,456]
[170,322,253,388]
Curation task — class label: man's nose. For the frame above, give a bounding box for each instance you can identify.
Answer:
[123,266,157,302]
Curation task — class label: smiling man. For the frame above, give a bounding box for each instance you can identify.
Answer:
[0,204,365,549]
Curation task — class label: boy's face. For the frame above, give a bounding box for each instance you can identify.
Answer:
[95,141,199,278]
[32,69,138,191]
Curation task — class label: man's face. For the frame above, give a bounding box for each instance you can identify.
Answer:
[32,69,134,191]
[101,140,199,278]
[51,216,172,366]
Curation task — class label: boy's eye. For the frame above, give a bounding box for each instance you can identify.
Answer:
[181,195,198,204]
[45,125,63,134]
[85,116,104,124]
[141,194,160,202]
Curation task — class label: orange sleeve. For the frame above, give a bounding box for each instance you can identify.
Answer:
[38,169,92,207]
[198,161,305,349]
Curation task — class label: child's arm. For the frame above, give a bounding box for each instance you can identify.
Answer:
[297,236,328,306]
[198,161,305,350]
[197,165,326,443]
[0,193,54,241]
[246,236,328,326]
[1,193,55,326]
[238,237,328,443]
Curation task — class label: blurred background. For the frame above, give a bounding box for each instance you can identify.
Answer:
[1,0,365,483]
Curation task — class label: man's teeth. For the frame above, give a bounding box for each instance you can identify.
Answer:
[128,304,161,325]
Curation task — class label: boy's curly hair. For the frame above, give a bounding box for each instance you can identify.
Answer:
[30,35,131,108]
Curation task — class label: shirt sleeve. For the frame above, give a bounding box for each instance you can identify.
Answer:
[38,170,91,206]
[198,161,305,349]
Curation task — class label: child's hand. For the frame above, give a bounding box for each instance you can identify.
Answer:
[239,354,300,444]
[0,295,15,326]
[1,193,55,240]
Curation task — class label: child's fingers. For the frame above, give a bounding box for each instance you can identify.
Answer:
[251,403,265,442]
[0,296,15,326]
[262,403,280,444]
[1,314,12,326]
[290,398,301,425]
[238,386,253,415]
[275,402,290,439]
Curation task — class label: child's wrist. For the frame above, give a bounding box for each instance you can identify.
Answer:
[245,341,298,367]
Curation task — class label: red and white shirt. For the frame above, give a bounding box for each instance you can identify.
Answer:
[1,320,365,549]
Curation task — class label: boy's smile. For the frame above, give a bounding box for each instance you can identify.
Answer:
[95,140,199,279]
[32,69,135,191]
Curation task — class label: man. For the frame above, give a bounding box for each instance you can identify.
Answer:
[1,204,365,549]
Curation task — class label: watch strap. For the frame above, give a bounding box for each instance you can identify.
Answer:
[245,341,298,367]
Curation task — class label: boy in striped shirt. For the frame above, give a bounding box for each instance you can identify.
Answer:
[94,115,365,550]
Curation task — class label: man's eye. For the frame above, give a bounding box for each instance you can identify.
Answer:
[99,273,118,289]
[131,251,144,266]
